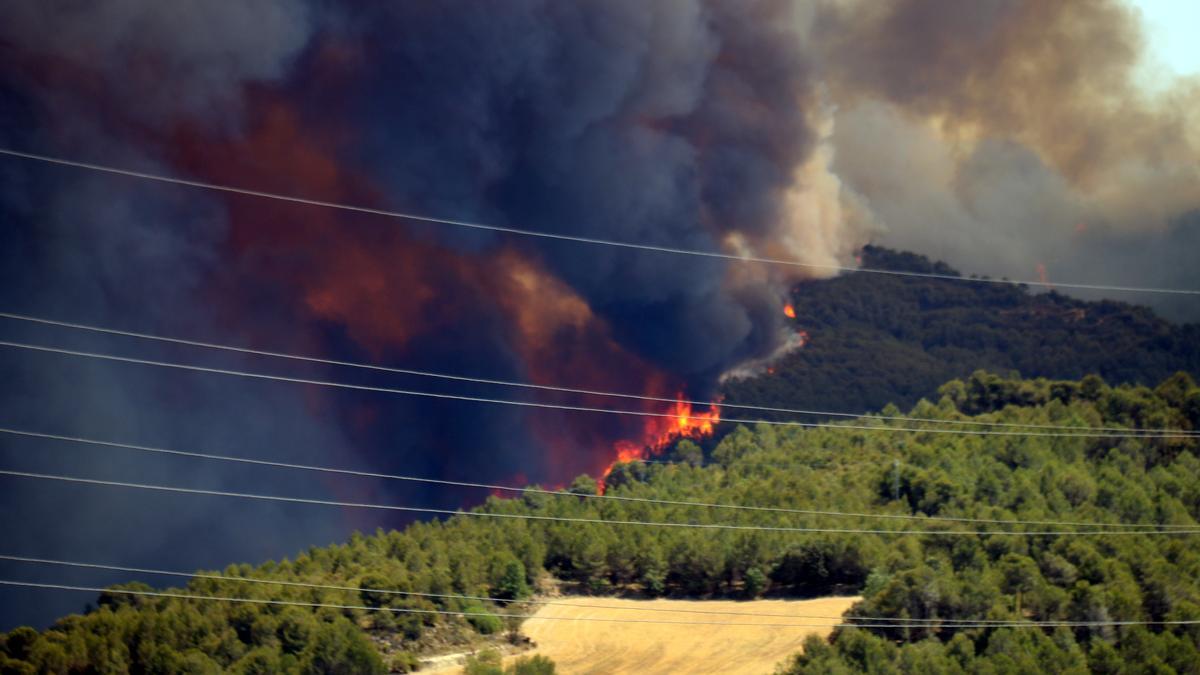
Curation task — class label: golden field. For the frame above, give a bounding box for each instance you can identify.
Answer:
[426,595,860,675]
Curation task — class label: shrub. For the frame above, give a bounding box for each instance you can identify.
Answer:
[463,603,503,635]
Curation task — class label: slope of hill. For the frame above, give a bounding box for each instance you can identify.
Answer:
[721,246,1200,418]
[2,372,1199,673]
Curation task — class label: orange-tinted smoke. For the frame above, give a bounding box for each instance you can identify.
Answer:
[168,94,690,486]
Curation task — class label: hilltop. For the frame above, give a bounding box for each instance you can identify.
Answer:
[3,372,1199,672]
[721,246,1200,418]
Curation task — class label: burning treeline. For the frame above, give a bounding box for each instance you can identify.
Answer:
[597,299,811,491]
[600,396,721,493]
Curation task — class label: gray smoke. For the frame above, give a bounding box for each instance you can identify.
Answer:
[818,0,1200,317]
[0,1,311,123]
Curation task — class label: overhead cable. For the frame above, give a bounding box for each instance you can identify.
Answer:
[2,468,1197,536]
[1,579,1196,628]
[1,339,1192,439]
[0,148,1195,296]
[3,310,1193,437]
[0,554,1170,626]
[1,426,1186,531]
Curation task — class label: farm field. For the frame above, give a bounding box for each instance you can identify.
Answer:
[427,595,860,675]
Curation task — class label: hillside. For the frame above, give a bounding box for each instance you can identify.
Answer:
[3,372,1200,673]
[721,246,1200,418]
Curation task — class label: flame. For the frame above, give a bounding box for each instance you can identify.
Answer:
[598,395,720,493]
[1036,262,1053,288]
[783,304,796,319]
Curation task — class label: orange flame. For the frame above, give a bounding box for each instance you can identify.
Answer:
[598,395,720,493]
[783,304,796,319]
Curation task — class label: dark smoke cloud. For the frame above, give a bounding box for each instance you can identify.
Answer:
[0,2,366,629]
[326,0,860,380]
[0,156,373,628]
[0,1,311,124]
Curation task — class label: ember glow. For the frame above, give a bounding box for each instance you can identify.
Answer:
[783,304,797,319]
[1037,262,1052,287]
[598,395,720,493]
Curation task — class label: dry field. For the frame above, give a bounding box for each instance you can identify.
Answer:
[425,595,860,675]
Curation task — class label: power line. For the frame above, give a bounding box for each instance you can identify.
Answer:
[0,554,1163,626]
[0,579,862,628]
[0,554,1024,624]
[1,339,1192,439]
[4,310,1193,437]
[2,426,1186,531]
[3,468,1197,536]
[0,147,1195,297]
[1,579,1195,629]
[4,553,869,622]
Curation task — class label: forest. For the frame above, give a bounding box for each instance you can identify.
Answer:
[722,246,1200,418]
[2,371,1200,673]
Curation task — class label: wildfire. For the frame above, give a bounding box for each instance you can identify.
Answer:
[1036,262,1053,288]
[783,304,796,319]
[598,395,720,493]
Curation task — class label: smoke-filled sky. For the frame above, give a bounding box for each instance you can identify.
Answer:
[0,0,1197,629]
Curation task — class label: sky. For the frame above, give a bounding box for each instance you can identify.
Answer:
[0,0,1197,630]
[1132,0,1200,77]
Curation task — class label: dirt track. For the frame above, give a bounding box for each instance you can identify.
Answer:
[426,595,860,675]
